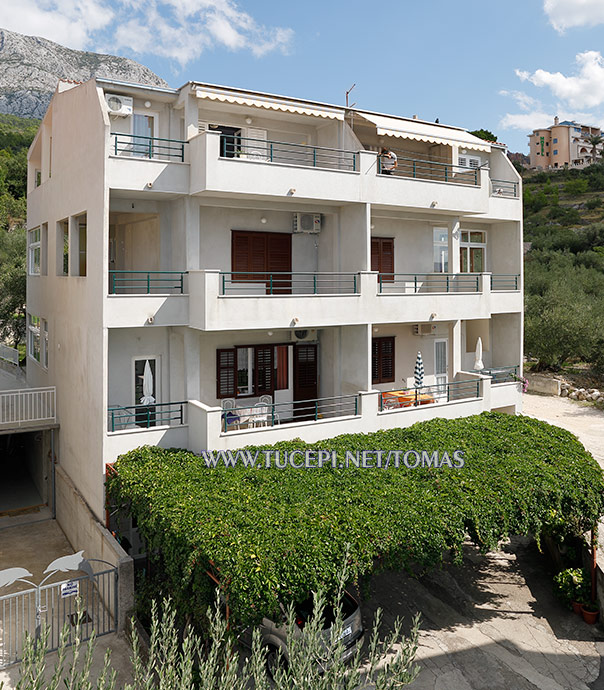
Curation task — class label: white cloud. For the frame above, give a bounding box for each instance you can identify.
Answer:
[515,51,604,109]
[0,0,293,66]
[544,0,604,32]
[500,110,553,131]
[498,90,541,112]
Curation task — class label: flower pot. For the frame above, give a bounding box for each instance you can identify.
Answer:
[572,601,583,615]
[581,605,599,624]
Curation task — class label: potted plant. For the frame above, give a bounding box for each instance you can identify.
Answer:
[553,568,590,613]
[581,601,599,624]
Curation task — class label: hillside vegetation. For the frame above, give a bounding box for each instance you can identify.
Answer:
[0,112,37,348]
[522,164,604,374]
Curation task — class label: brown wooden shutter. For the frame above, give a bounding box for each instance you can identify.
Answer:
[267,233,292,294]
[371,238,380,272]
[255,345,274,394]
[371,237,394,282]
[275,345,288,390]
[217,348,236,398]
[372,337,395,384]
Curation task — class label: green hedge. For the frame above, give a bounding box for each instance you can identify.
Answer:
[106,413,604,625]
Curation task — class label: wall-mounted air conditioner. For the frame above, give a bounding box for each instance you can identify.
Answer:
[293,213,322,234]
[105,94,133,117]
[412,324,437,336]
[292,329,317,342]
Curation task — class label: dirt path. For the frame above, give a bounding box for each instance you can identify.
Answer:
[522,393,604,466]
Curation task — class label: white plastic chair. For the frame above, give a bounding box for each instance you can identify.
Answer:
[259,395,273,405]
[251,403,269,427]
[221,399,240,430]
[222,398,236,409]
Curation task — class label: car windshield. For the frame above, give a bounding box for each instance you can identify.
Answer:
[295,591,358,629]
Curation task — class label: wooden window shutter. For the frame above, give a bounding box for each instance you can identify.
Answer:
[372,337,395,384]
[275,346,288,390]
[216,348,236,397]
[255,345,274,394]
[371,339,379,383]
[371,238,394,282]
[371,238,380,272]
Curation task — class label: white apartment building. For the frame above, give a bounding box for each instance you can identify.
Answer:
[17,77,523,534]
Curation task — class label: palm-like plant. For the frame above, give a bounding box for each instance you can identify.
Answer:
[586,134,603,163]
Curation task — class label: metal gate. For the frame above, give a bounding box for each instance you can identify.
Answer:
[0,567,117,669]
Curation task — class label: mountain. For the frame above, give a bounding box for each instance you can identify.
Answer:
[0,28,169,119]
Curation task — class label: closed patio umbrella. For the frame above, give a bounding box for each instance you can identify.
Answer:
[140,360,156,405]
[474,337,484,371]
[414,351,424,406]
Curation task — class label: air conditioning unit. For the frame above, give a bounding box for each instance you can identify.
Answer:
[293,213,322,234]
[292,328,317,342]
[105,93,133,117]
[412,324,437,336]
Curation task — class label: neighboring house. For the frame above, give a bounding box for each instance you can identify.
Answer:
[528,116,602,169]
[19,77,523,544]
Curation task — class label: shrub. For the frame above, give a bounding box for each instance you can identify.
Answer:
[553,568,591,609]
[548,205,581,224]
[564,179,589,195]
[585,197,603,210]
[106,414,604,627]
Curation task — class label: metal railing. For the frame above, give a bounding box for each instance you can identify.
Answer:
[490,274,520,291]
[107,401,186,432]
[111,133,187,162]
[491,179,519,198]
[0,567,117,669]
[0,387,56,428]
[0,343,19,366]
[219,271,359,296]
[378,156,480,186]
[220,136,358,171]
[223,394,360,431]
[109,270,187,295]
[470,365,520,384]
[379,379,481,411]
[378,273,481,293]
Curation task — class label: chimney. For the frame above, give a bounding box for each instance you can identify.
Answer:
[554,116,559,126]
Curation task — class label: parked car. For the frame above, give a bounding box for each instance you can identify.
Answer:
[257,590,364,677]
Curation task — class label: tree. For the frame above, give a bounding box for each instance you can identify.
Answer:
[469,128,497,142]
[0,223,26,347]
[586,134,603,164]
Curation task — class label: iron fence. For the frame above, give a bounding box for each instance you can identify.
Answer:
[111,133,187,161]
[219,271,359,295]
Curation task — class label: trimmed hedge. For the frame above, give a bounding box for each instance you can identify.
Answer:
[106,413,604,625]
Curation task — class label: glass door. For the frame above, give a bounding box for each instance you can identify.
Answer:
[132,113,155,157]
[434,339,448,399]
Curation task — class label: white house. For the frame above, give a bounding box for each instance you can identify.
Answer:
[19,77,523,536]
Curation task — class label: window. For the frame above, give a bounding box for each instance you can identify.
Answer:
[57,219,69,276]
[28,314,48,367]
[460,230,486,273]
[553,138,558,143]
[232,230,292,293]
[217,345,276,398]
[371,237,394,281]
[28,227,41,275]
[35,170,41,187]
[74,213,87,276]
[372,337,395,384]
[132,113,155,157]
[553,150,558,155]
[433,228,449,273]
[458,155,481,168]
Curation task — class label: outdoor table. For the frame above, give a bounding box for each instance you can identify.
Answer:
[382,390,435,407]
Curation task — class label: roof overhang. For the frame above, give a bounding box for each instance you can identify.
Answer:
[356,112,491,152]
[194,87,344,121]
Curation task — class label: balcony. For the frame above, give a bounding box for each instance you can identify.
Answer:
[107,400,186,432]
[105,271,189,328]
[111,133,188,162]
[378,378,482,411]
[490,179,519,198]
[0,386,56,430]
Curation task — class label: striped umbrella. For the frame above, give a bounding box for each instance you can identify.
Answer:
[414,351,424,389]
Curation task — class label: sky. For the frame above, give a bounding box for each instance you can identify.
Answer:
[4,0,604,152]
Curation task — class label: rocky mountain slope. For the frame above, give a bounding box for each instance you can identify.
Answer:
[0,28,169,119]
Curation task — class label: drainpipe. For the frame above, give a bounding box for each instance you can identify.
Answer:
[51,428,56,519]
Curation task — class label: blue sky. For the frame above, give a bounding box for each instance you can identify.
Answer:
[5,0,604,152]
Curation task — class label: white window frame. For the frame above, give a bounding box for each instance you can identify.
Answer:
[28,227,41,275]
[131,111,159,158]
[434,338,448,396]
[460,230,487,273]
[433,227,449,273]
[458,154,481,169]
[28,314,48,368]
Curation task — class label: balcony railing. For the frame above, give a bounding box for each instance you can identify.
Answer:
[223,394,360,431]
[491,179,519,198]
[379,379,481,411]
[107,401,186,432]
[109,270,187,295]
[220,136,358,171]
[0,344,19,366]
[0,387,56,428]
[378,273,480,293]
[111,133,188,162]
[219,272,359,296]
[377,156,480,186]
[490,274,520,291]
[469,365,520,384]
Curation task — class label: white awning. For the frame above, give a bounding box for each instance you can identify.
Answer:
[195,88,344,121]
[357,112,491,152]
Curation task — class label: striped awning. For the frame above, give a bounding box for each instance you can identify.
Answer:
[194,88,344,121]
[357,112,491,152]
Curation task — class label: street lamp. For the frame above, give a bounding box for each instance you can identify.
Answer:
[0,551,95,640]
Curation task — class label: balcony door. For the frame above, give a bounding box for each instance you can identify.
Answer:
[371,237,394,282]
[293,344,318,420]
[132,113,156,157]
[434,339,448,392]
[231,230,292,294]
